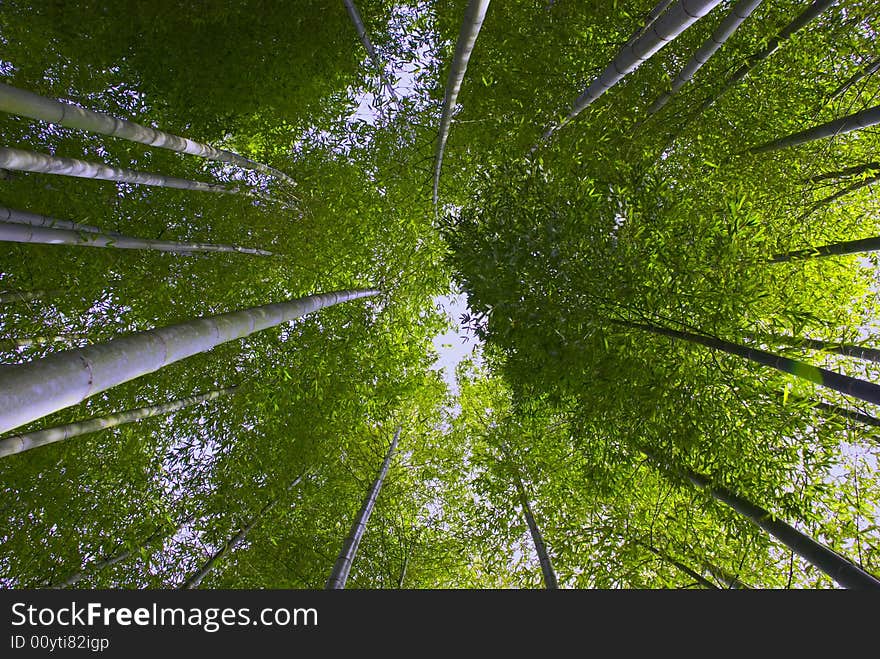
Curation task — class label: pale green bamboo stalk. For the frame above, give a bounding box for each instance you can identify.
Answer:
[432,0,491,212]
[540,0,722,145]
[750,105,880,153]
[0,147,238,194]
[181,474,305,589]
[0,82,296,186]
[0,288,379,434]
[0,387,235,458]
[0,289,57,305]
[344,0,399,102]
[49,515,195,588]
[326,426,401,589]
[0,205,121,236]
[0,219,273,256]
[646,0,762,116]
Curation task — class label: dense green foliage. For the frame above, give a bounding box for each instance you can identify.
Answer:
[1,0,878,588]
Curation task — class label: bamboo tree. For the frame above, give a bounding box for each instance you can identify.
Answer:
[0,288,379,434]
[432,0,491,211]
[645,0,762,116]
[0,387,236,458]
[815,402,880,430]
[0,219,273,256]
[627,1,675,44]
[344,0,381,68]
[640,446,880,589]
[326,426,401,589]
[49,517,193,589]
[701,560,751,589]
[828,56,880,100]
[181,474,305,589]
[0,82,296,186]
[667,0,837,145]
[800,173,880,218]
[0,289,57,305]
[616,320,880,406]
[771,235,880,262]
[807,161,879,183]
[502,445,558,589]
[635,540,719,589]
[540,0,722,143]
[0,205,121,236]
[343,0,399,105]
[0,147,241,194]
[750,105,880,154]
[750,332,880,364]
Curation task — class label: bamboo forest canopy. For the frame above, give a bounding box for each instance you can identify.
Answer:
[0,0,878,589]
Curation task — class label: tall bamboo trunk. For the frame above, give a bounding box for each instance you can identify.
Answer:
[326,426,401,589]
[562,1,721,127]
[640,446,880,588]
[0,386,236,458]
[0,288,379,434]
[646,0,762,116]
[807,161,880,183]
[0,289,56,305]
[627,0,675,44]
[0,147,239,194]
[750,105,880,153]
[507,458,558,589]
[49,517,192,588]
[828,57,880,100]
[771,235,880,262]
[432,0,491,210]
[702,561,751,589]
[343,0,399,103]
[618,320,880,406]
[751,332,880,364]
[0,82,296,186]
[815,401,880,430]
[0,205,122,236]
[181,475,304,589]
[636,541,719,589]
[665,0,836,147]
[0,218,273,256]
[801,173,880,218]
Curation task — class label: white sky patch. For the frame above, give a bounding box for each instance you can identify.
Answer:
[431,293,480,396]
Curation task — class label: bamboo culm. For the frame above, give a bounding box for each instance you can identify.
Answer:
[665,0,837,148]
[326,426,401,589]
[815,401,880,430]
[0,82,296,186]
[0,289,56,305]
[0,288,379,434]
[550,0,722,139]
[432,0,491,211]
[49,517,193,588]
[771,235,880,262]
[0,387,236,458]
[641,446,880,589]
[0,205,122,236]
[503,447,558,589]
[750,105,880,154]
[619,320,880,406]
[753,332,880,364]
[0,218,273,256]
[807,161,879,183]
[181,475,304,589]
[646,0,762,116]
[0,147,239,194]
